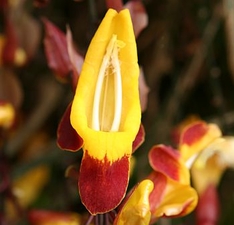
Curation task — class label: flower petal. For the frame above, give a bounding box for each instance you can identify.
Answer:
[28,209,81,225]
[70,8,141,160]
[190,137,234,194]
[195,184,220,225]
[57,103,83,152]
[2,15,27,66]
[179,121,221,167]
[79,151,130,215]
[106,0,123,11]
[0,101,15,129]
[138,67,150,112]
[155,182,198,218]
[149,145,189,184]
[195,136,234,169]
[149,172,198,221]
[66,26,84,91]
[148,172,167,215]
[114,179,154,225]
[132,124,145,152]
[171,115,201,145]
[124,0,148,37]
[43,18,72,80]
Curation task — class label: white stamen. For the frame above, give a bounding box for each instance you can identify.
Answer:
[100,72,109,131]
[92,35,123,132]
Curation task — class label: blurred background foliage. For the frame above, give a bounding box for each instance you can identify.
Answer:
[1,0,234,224]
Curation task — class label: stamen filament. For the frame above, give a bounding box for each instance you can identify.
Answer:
[110,42,122,131]
[100,73,109,131]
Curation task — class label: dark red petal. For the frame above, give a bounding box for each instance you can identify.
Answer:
[2,16,18,65]
[28,209,80,224]
[34,0,50,7]
[106,0,123,11]
[180,121,208,146]
[57,103,83,151]
[196,184,220,225]
[79,151,130,214]
[148,171,167,213]
[132,123,145,152]
[0,0,7,11]
[42,18,72,79]
[66,27,84,91]
[124,0,148,37]
[149,145,181,181]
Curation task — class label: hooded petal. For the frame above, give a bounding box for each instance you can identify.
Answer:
[70,9,141,148]
[70,9,141,214]
[114,179,154,225]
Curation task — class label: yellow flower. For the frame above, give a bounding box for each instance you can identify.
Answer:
[70,9,141,214]
[0,101,15,129]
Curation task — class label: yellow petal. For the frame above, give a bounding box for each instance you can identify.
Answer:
[191,156,225,194]
[5,165,50,219]
[148,172,198,221]
[195,136,234,168]
[191,136,234,194]
[114,179,154,225]
[152,177,198,219]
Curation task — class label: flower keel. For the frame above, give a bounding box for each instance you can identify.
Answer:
[79,151,130,214]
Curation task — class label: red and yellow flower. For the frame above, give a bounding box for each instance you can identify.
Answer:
[177,120,234,225]
[69,9,141,215]
[114,145,198,225]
